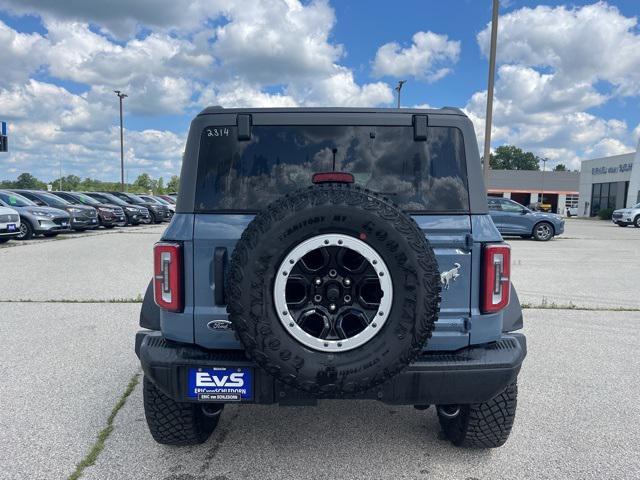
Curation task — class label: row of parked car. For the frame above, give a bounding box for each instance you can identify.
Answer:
[0,189,176,242]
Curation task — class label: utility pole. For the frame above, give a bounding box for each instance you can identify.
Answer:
[540,157,547,210]
[114,90,128,192]
[483,0,499,184]
[395,80,406,108]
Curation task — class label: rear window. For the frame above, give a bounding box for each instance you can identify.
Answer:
[195,125,469,213]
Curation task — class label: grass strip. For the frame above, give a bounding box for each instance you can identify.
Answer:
[67,373,140,480]
[521,302,640,312]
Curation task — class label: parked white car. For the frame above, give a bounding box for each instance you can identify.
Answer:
[0,205,21,243]
[612,203,640,228]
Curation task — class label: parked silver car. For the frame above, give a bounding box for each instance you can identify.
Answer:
[0,190,70,239]
[488,197,565,241]
[612,203,640,228]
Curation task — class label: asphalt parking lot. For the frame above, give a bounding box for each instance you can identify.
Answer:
[0,219,638,480]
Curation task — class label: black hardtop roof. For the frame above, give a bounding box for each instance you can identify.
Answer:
[198,106,465,116]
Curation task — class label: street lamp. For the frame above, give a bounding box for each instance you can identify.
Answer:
[395,80,406,108]
[114,90,128,192]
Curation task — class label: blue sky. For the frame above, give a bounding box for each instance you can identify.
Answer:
[0,0,639,181]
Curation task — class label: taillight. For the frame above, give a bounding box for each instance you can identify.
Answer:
[481,243,511,313]
[153,242,183,312]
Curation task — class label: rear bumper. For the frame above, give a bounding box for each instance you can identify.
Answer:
[136,331,526,406]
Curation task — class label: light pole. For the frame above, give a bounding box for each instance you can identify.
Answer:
[395,80,406,108]
[540,157,547,210]
[114,90,128,192]
[483,0,500,183]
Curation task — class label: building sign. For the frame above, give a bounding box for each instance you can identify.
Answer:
[591,162,633,176]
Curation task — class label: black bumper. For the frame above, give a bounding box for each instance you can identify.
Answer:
[136,331,526,406]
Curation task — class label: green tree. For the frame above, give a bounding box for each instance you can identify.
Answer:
[553,163,567,171]
[133,173,153,192]
[14,172,47,189]
[489,145,540,171]
[155,177,165,194]
[167,175,180,193]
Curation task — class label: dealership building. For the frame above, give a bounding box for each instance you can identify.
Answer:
[487,170,580,215]
[487,140,639,217]
[576,142,639,217]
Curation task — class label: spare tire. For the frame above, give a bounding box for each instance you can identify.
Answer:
[227,183,441,396]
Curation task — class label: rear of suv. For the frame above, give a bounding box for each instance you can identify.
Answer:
[136,107,526,449]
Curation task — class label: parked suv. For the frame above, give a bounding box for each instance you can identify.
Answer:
[0,190,70,239]
[612,203,640,228]
[138,194,175,213]
[84,192,150,225]
[107,191,172,223]
[488,197,565,241]
[51,191,126,228]
[136,107,526,449]
[0,205,20,243]
[12,189,99,231]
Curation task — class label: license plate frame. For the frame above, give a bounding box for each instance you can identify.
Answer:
[187,367,253,402]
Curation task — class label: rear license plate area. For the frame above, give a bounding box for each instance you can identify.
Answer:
[188,367,253,402]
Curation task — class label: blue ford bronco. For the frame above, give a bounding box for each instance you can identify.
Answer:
[136,107,526,448]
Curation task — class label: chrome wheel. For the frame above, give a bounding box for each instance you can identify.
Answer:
[534,223,553,241]
[273,234,392,353]
[17,223,28,239]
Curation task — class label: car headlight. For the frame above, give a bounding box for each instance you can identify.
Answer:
[29,209,55,218]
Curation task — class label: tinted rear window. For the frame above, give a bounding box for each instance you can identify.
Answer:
[195,125,469,212]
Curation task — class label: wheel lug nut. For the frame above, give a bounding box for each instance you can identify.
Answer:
[314,294,322,303]
[344,295,351,303]
[344,278,351,286]
[314,278,322,285]
[329,303,336,311]
[329,269,337,278]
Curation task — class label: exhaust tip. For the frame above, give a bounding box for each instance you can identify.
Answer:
[201,404,224,418]
[437,405,460,419]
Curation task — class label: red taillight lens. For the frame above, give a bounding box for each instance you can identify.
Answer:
[153,242,183,312]
[481,243,511,314]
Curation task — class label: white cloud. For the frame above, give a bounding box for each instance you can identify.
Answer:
[0,20,47,82]
[477,2,640,97]
[468,2,640,170]
[372,31,460,81]
[0,0,397,182]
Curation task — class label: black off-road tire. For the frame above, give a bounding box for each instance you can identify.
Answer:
[143,376,221,445]
[438,382,518,448]
[227,183,441,396]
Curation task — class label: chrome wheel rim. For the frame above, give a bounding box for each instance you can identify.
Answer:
[274,234,393,353]
[17,223,28,239]
[536,224,551,240]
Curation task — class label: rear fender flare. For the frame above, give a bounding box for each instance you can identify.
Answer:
[502,283,523,332]
[140,280,160,330]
